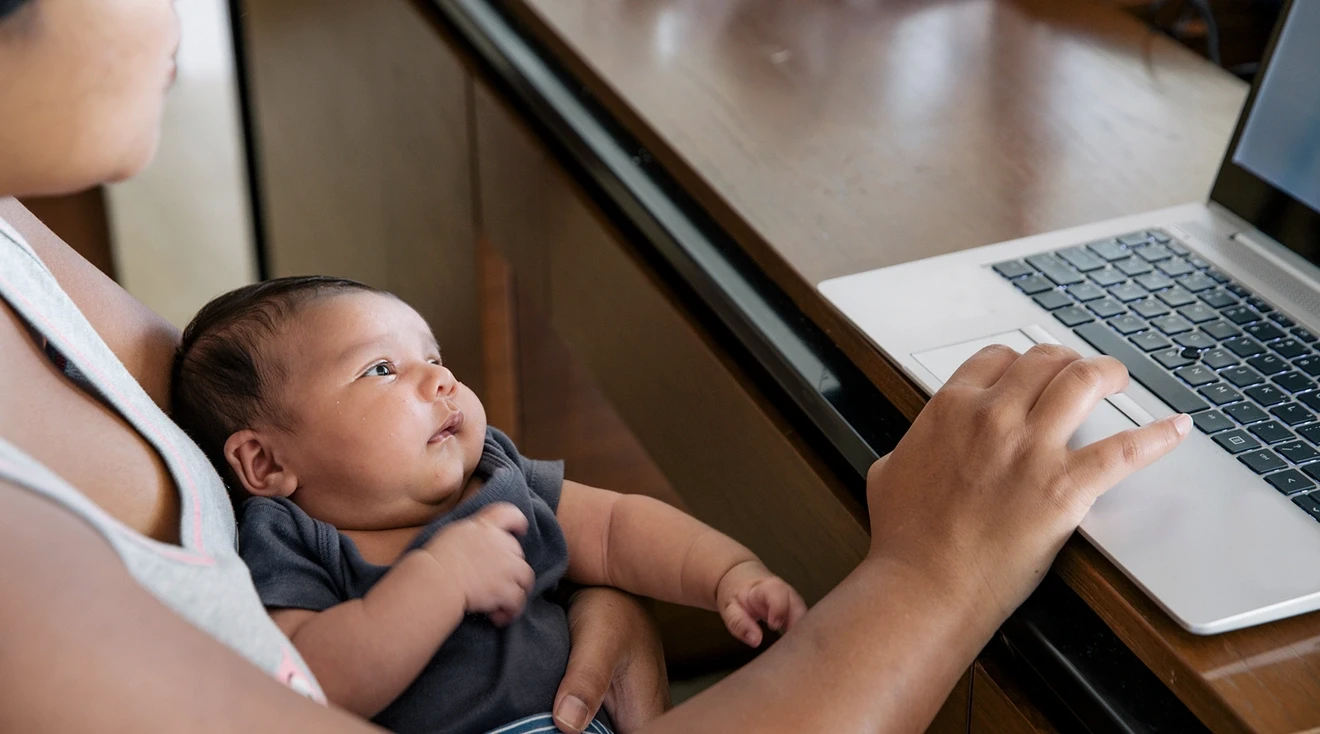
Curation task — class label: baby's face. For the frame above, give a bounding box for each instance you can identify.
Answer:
[266,291,487,530]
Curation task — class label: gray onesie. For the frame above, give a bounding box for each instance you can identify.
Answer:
[239,427,609,734]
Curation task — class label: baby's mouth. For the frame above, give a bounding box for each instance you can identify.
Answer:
[430,409,465,444]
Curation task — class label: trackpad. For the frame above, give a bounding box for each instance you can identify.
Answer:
[913,329,1136,449]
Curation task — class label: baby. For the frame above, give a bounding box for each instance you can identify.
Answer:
[170,276,807,734]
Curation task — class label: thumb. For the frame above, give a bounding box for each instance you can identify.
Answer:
[553,646,613,733]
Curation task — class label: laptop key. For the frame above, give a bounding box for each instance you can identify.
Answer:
[1226,284,1251,298]
[1299,424,1320,445]
[1089,267,1129,287]
[1271,402,1316,426]
[1120,232,1153,247]
[1066,283,1106,302]
[1277,441,1320,464]
[1192,410,1234,434]
[1224,402,1269,424]
[1152,347,1195,370]
[1130,298,1170,319]
[1115,257,1154,276]
[1205,269,1232,284]
[1200,320,1241,340]
[1129,331,1170,352]
[1053,306,1094,327]
[1086,239,1129,261]
[1267,470,1315,494]
[1199,289,1238,309]
[1269,313,1296,328]
[1147,230,1172,244]
[1198,383,1243,406]
[1135,272,1175,291]
[1220,366,1264,388]
[1173,332,1216,350]
[1106,314,1146,335]
[1087,298,1127,319]
[1179,273,1218,293]
[1157,259,1195,278]
[1214,430,1261,453]
[1248,420,1294,444]
[1298,392,1320,412]
[1039,262,1086,286]
[1177,304,1218,324]
[1150,315,1194,335]
[1015,275,1055,295]
[1072,323,1210,413]
[1246,354,1288,376]
[1135,243,1175,261]
[1240,449,1287,475]
[1292,494,1320,521]
[1109,282,1149,302]
[994,261,1034,279]
[1291,327,1318,343]
[1244,385,1288,407]
[1247,297,1274,313]
[1176,365,1218,387]
[1200,348,1239,369]
[1155,287,1198,307]
[1222,306,1263,325]
[1244,322,1285,342]
[1274,371,1316,394]
[1223,336,1266,358]
[1055,247,1107,272]
[1270,338,1310,360]
[1295,356,1320,377]
[1033,290,1073,310]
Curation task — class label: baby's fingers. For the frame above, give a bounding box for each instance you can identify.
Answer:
[720,600,763,648]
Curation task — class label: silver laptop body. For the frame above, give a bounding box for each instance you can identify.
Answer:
[819,0,1320,634]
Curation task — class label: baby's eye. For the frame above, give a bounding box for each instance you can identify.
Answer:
[364,362,395,378]
[428,358,442,366]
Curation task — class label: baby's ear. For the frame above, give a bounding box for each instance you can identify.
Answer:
[223,429,298,498]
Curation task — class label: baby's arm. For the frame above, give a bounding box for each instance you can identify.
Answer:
[557,482,806,646]
[271,503,533,717]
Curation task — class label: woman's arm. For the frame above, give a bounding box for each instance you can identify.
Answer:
[0,480,381,733]
[638,344,1190,732]
[0,197,180,409]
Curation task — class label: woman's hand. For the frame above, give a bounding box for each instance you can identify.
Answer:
[866,343,1191,619]
[554,587,670,734]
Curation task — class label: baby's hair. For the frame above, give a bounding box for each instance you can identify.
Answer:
[171,276,384,496]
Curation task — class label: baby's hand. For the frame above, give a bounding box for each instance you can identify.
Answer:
[715,560,807,647]
[422,502,535,626]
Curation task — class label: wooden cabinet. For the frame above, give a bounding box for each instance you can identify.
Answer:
[472,81,869,606]
[238,0,484,393]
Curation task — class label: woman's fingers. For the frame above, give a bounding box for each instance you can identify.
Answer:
[1068,413,1192,505]
[944,344,1022,389]
[991,343,1086,415]
[1027,354,1130,442]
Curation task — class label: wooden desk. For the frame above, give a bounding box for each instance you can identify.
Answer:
[233,0,1320,730]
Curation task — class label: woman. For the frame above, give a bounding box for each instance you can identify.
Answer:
[0,0,1191,731]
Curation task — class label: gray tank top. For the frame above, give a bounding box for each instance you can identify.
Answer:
[0,216,324,703]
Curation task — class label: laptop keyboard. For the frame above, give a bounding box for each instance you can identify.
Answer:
[993,229,1320,523]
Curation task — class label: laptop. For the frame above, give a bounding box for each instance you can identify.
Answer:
[819,0,1320,635]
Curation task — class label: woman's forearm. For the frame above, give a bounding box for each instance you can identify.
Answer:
[639,556,991,733]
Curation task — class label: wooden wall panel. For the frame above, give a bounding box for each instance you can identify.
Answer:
[238,0,483,394]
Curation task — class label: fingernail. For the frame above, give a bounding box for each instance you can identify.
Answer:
[555,695,590,732]
[1174,413,1192,436]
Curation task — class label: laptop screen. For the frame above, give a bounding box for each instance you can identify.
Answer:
[1211,0,1320,265]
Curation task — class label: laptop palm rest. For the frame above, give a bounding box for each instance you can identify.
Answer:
[912,328,1138,450]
